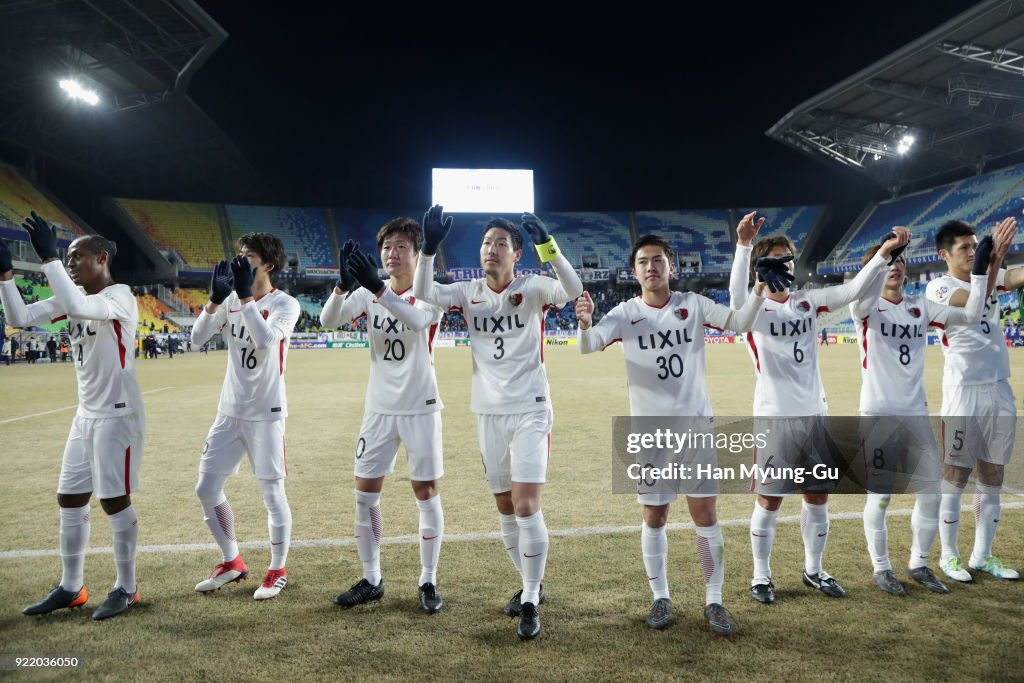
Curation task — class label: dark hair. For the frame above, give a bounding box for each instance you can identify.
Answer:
[72,235,117,260]
[861,244,881,266]
[629,234,674,268]
[935,220,975,254]
[236,232,287,276]
[751,235,797,276]
[377,217,422,252]
[481,218,523,251]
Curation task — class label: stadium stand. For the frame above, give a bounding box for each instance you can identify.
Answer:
[171,287,209,314]
[541,212,632,269]
[136,293,179,333]
[225,205,335,272]
[116,199,225,270]
[633,210,733,273]
[333,209,420,260]
[736,205,824,251]
[821,162,1024,273]
[0,165,87,245]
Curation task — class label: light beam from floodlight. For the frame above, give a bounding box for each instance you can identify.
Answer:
[59,79,99,106]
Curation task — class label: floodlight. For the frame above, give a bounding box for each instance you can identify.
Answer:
[897,134,915,155]
[59,79,99,106]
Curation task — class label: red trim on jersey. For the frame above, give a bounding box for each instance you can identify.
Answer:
[392,285,412,296]
[640,297,671,310]
[861,318,868,369]
[51,315,68,323]
[428,323,438,354]
[279,339,285,375]
[112,320,126,369]
[881,295,903,305]
[929,321,946,329]
[772,294,791,304]
[996,285,1007,292]
[546,431,551,467]
[816,306,829,315]
[448,306,463,313]
[124,446,131,496]
[747,332,761,373]
[488,279,514,294]
[941,333,949,347]
[601,337,622,351]
[703,324,724,331]
[283,437,288,476]
[254,288,277,303]
[353,312,367,323]
[540,304,553,363]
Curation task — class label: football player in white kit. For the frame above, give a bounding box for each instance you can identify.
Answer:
[729,213,908,604]
[320,218,447,614]
[576,234,766,634]
[1,213,145,620]
[926,216,1023,582]
[851,228,999,595]
[412,205,583,640]
[191,233,301,600]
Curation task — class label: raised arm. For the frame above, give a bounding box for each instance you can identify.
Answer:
[811,229,909,312]
[241,296,301,349]
[521,213,583,303]
[577,293,623,354]
[928,273,987,327]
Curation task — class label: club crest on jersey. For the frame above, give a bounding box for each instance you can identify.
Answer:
[509,293,523,306]
[798,301,811,312]
[675,308,688,320]
[909,307,921,318]
[262,310,269,320]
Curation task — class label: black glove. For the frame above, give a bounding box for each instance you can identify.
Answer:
[209,260,233,305]
[230,255,256,300]
[421,204,453,255]
[521,212,550,245]
[755,255,796,293]
[21,211,59,261]
[336,239,359,291]
[0,240,12,275]
[348,249,385,294]
[972,236,994,276]
[879,232,908,266]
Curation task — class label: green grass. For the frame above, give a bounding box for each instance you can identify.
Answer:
[0,345,1022,682]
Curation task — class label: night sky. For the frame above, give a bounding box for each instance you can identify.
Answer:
[189,1,978,223]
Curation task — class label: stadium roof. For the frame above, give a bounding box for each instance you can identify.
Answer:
[767,0,1024,196]
[0,0,268,201]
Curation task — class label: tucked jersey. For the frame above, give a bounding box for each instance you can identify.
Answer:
[926,271,1009,386]
[579,292,747,416]
[323,284,444,415]
[0,277,143,419]
[192,289,300,421]
[852,281,983,416]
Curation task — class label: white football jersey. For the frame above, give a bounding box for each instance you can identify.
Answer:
[1,273,143,420]
[580,291,758,416]
[321,284,444,415]
[414,255,580,415]
[926,271,1009,386]
[729,246,888,416]
[192,289,300,421]
[852,277,985,416]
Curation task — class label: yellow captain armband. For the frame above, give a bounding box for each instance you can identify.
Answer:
[535,237,561,263]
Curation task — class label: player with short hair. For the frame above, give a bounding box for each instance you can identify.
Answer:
[412,205,583,640]
[576,234,766,634]
[1,214,144,620]
[191,232,301,600]
[320,217,447,614]
[926,216,1022,582]
[729,213,908,604]
[852,227,999,595]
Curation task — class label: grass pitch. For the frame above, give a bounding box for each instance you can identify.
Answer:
[0,344,1022,682]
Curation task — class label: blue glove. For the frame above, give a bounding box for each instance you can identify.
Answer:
[209,260,233,305]
[421,204,453,255]
[972,236,994,276]
[879,232,908,266]
[520,213,550,246]
[336,239,359,291]
[755,255,796,293]
[21,211,59,261]
[0,240,12,275]
[230,255,256,300]
[348,249,385,295]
